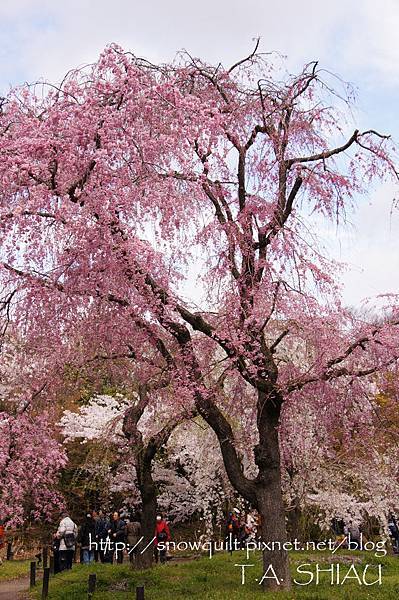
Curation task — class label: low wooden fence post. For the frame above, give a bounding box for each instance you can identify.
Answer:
[41,566,50,599]
[42,545,48,570]
[30,561,36,588]
[210,540,216,557]
[49,554,55,575]
[136,585,145,599]
[88,573,97,599]
[6,541,13,560]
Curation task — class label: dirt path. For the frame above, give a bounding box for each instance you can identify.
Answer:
[0,576,31,599]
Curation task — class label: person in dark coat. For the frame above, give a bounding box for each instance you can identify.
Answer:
[388,514,399,554]
[95,510,110,563]
[91,510,99,562]
[79,513,96,564]
[225,508,241,549]
[108,511,126,564]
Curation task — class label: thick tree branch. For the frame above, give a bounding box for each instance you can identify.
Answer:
[286,353,399,393]
[285,130,359,166]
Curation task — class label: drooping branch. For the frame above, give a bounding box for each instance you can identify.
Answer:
[326,320,399,369]
[0,289,16,341]
[18,382,48,415]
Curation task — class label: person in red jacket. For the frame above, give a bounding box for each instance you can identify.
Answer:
[154,514,170,564]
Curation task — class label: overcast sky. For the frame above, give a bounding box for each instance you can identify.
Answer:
[1,0,399,308]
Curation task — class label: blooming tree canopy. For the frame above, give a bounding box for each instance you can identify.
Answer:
[1,44,398,588]
[281,379,399,535]
[0,411,67,527]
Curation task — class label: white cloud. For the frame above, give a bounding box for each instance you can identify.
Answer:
[341,0,399,87]
[325,182,399,306]
[0,0,357,85]
[1,1,398,88]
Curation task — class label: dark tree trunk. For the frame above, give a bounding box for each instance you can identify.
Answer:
[256,480,291,590]
[192,383,292,590]
[122,399,158,570]
[170,324,292,590]
[195,386,291,590]
[254,390,291,590]
[136,466,157,569]
[287,499,303,542]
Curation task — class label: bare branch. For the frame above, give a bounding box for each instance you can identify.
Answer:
[228,38,260,73]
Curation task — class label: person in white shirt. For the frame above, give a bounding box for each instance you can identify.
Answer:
[56,512,78,570]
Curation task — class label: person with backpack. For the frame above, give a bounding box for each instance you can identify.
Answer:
[154,514,170,564]
[78,513,96,564]
[56,512,78,570]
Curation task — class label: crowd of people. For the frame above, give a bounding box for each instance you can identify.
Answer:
[225,509,399,555]
[1,508,398,569]
[52,510,171,572]
[52,508,261,570]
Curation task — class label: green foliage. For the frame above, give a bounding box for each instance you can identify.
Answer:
[27,551,399,599]
[0,560,31,581]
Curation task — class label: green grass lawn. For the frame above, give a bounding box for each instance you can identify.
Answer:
[26,551,399,599]
[0,559,32,581]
